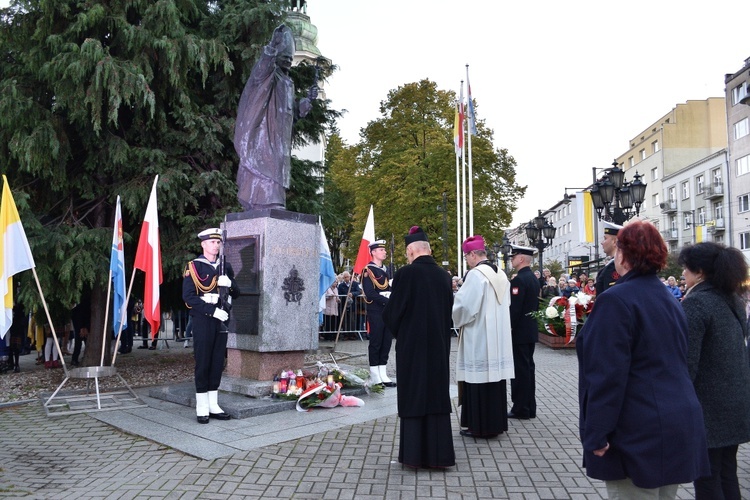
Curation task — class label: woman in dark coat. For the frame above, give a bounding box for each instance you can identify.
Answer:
[577,220,709,498]
[679,242,750,499]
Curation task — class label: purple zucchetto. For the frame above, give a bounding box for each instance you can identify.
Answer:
[462,235,485,254]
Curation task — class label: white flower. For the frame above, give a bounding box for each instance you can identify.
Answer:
[575,293,593,307]
[569,296,578,306]
[545,306,559,319]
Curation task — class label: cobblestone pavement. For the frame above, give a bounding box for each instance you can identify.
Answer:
[1,339,748,499]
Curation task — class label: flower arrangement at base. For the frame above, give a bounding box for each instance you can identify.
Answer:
[295,381,364,412]
[529,292,592,344]
[316,362,384,395]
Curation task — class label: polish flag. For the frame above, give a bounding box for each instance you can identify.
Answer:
[352,205,375,275]
[134,176,162,339]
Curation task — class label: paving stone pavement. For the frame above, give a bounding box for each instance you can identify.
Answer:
[1,338,748,499]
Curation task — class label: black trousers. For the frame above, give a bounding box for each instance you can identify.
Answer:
[510,342,536,418]
[694,444,741,500]
[71,331,86,364]
[192,313,227,393]
[367,311,392,366]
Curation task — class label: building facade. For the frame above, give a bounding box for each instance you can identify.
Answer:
[725,58,750,260]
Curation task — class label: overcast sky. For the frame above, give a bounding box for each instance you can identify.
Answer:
[4,0,748,228]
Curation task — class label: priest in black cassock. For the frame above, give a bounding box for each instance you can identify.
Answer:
[382,226,455,469]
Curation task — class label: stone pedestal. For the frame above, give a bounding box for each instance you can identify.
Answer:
[221,209,319,382]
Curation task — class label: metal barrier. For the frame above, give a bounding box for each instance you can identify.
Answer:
[320,294,368,341]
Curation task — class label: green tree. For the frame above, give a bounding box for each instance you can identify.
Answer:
[332,79,524,271]
[0,0,336,364]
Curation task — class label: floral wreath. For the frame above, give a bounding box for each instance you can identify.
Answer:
[532,293,593,344]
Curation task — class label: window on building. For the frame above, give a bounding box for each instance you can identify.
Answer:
[682,181,689,199]
[629,156,634,167]
[713,201,723,220]
[715,234,724,244]
[652,140,660,153]
[739,194,750,213]
[741,232,750,250]
[640,149,646,161]
[712,167,722,187]
[668,186,676,202]
[696,174,704,194]
[697,207,705,225]
[732,83,749,106]
[737,155,750,177]
[735,117,750,139]
[684,213,693,229]
[670,215,677,230]
[652,193,659,208]
[651,167,658,181]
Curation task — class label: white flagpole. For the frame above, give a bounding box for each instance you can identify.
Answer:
[460,81,467,276]
[466,65,474,235]
[99,268,113,366]
[455,146,461,275]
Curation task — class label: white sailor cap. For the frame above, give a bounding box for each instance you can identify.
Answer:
[368,239,387,251]
[603,221,623,236]
[509,244,535,256]
[198,228,222,241]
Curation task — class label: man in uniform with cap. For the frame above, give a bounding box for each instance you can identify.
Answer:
[453,235,514,438]
[362,239,395,387]
[508,245,541,420]
[183,228,240,424]
[595,221,622,295]
[383,226,455,468]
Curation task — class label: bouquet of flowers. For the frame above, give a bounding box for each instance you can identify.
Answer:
[316,362,384,395]
[295,381,364,412]
[529,292,593,343]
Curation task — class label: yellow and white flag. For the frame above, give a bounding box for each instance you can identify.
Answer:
[0,175,35,339]
[576,191,595,244]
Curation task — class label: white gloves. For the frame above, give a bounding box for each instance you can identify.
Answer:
[217,275,232,287]
[212,308,229,322]
[380,291,391,299]
[201,293,219,304]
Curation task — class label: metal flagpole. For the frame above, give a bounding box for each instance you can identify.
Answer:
[455,143,461,275]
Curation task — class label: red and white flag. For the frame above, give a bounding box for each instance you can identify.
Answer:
[352,205,375,275]
[134,176,162,338]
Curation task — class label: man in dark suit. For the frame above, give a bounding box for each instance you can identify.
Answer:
[508,245,541,419]
[594,222,622,295]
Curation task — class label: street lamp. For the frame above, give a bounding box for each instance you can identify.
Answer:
[590,160,647,225]
[499,234,512,270]
[525,210,556,271]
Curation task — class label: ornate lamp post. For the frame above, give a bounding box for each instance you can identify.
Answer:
[590,160,647,225]
[525,211,556,271]
[499,234,512,270]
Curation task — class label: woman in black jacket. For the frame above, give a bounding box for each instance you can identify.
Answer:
[679,242,750,500]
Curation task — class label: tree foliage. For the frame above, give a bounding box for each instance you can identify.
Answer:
[0,0,336,363]
[326,79,525,272]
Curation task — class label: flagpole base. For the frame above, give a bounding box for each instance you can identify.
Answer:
[42,365,147,417]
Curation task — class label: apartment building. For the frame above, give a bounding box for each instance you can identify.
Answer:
[725,58,750,259]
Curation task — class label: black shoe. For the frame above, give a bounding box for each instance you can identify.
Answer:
[137,346,147,349]
[209,412,231,421]
[382,381,396,387]
[459,429,475,437]
[507,411,530,420]
[197,415,209,424]
[148,346,156,350]
[13,366,19,373]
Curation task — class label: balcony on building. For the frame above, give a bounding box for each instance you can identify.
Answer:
[702,184,724,200]
[707,218,725,233]
[661,228,679,241]
[659,200,678,214]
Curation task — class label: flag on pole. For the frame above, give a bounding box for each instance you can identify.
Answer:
[453,94,464,157]
[133,176,162,339]
[466,67,478,136]
[0,176,35,339]
[110,196,127,337]
[318,218,337,315]
[576,191,595,244]
[352,205,375,275]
